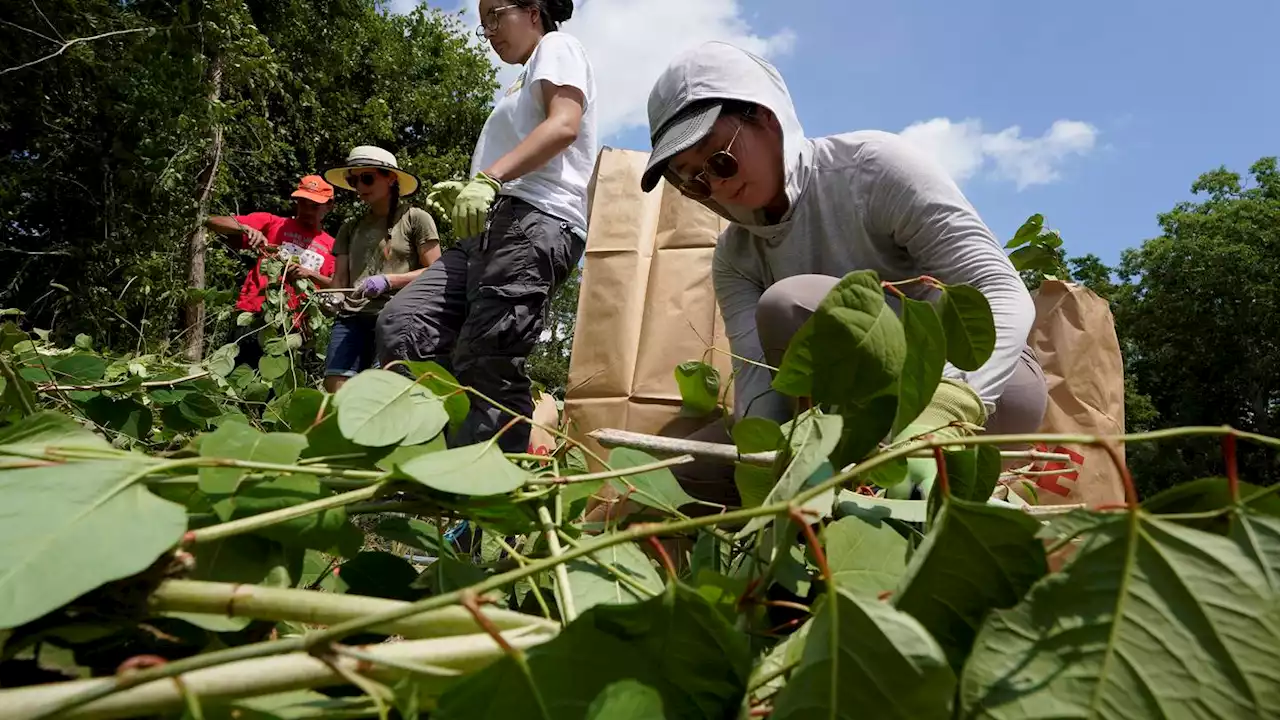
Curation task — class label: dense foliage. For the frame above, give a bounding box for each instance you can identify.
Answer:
[2,269,1278,720]
[1,0,496,358]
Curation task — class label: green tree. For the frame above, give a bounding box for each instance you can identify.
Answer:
[1113,157,1280,494]
[0,0,495,356]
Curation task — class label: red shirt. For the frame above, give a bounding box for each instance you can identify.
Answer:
[232,213,336,314]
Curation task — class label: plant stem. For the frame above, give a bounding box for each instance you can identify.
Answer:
[149,580,558,639]
[330,644,461,677]
[556,529,660,598]
[524,454,694,485]
[537,504,577,623]
[0,357,36,416]
[187,484,382,544]
[3,631,554,720]
[37,370,211,393]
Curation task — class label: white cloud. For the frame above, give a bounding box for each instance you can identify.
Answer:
[444,0,794,139]
[899,118,1098,190]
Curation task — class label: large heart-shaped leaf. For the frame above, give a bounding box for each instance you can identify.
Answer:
[674,361,721,416]
[1005,213,1045,249]
[739,413,843,538]
[772,587,956,719]
[565,540,663,613]
[606,447,697,513]
[403,361,470,431]
[772,319,817,398]
[81,395,151,441]
[334,369,445,447]
[433,585,751,719]
[961,512,1280,718]
[198,423,309,495]
[892,297,947,435]
[331,551,419,601]
[894,497,1046,668]
[924,446,1002,524]
[0,460,187,629]
[396,440,530,496]
[810,270,906,407]
[939,285,995,371]
[585,680,665,720]
[825,515,909,598]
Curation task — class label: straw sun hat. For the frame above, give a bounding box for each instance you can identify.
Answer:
[324,146,420,197]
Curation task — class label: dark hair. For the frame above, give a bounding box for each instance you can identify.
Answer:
[720,99,761,123]
[513,0,573,33]
[386,178,400,238]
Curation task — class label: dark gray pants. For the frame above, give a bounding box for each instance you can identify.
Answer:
[672,274,1049,506]
[376,196,585,453]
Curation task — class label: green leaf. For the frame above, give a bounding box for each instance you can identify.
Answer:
[172,535,294,631]
[332,551,419,601]
[1143,476,1280,534]
[962,512,1280,718]
[772,588,956,720]
[892,297,946,435]
[334,369,440,447]
[73,334,93,351]
[750,618,811,703]
[693,570,749,625]
[1004,213,1044,248]
[198,423,308,494]
[0,460,187,629]
[413,556,489,595]
[396,440,530,496]
[401,385,449,446]
[433,585,750,720]
[938,285,995,371]
[831,394,898,469]
[81,396,151,441]
[771,318,816,397]
[605,447,697,513]
[300,550,338,589]
[375,516,457,559]
[211,477,360,556]
[1231,507,1280,592]
[867,456,909,488]
[825,515,909,598]
[236,311,257,327]
[925,446,1003,522]
[403,361,470,431]
[733,418,784,508]
[258,354,290,381]
[1009,244,1054,272]
[179,392,223,423]
[0,411,109,462]
[810,270,906,407]
[585,680,665,719]
[895,498,1048,669]
[50,353,106,382]
[565,541,663,613]
[283,388,325,433]
[207,343,239,377]
[674,360,721,416]
[739,413,843,538]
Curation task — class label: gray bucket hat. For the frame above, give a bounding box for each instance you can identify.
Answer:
[640,101,724,193]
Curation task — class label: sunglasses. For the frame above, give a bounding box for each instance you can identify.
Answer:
[345,170,386,188]
[675,120,745,201]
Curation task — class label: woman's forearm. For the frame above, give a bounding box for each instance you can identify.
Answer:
[387,268,426,289]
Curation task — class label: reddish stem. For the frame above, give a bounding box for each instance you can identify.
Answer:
[932,446,951,498]
[1223,434,1240,504]
[763,617,805,636]
[736,578,763,613]
[880,281,906,299]
[1100,441,1137,509]
[646,536,677,581]
[877,590,893,602]
[460,590,516,656]
[789,507,831,583]
[763,600,812,613]
[750,706,774,717]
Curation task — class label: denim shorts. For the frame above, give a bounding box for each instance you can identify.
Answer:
[324,313,378,378]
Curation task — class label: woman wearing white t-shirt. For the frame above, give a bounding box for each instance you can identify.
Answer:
[377,0,596,453]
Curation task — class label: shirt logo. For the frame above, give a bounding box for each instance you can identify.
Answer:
[505,71,526,97]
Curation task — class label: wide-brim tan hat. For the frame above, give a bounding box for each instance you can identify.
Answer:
[324,145,420,197]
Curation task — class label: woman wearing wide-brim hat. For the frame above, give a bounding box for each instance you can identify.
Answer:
[319,145,440,393]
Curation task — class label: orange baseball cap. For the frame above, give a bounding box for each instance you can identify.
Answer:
[291,175,334,204]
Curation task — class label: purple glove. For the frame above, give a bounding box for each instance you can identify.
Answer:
[357,274,391,298]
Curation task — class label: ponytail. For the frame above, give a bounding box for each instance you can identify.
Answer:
[386,180,401,239]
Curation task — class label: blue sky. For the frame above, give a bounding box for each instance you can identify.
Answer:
[414,0,1279,267]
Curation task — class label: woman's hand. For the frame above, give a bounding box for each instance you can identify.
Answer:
[452,174,501,238]
[356,274,392,298]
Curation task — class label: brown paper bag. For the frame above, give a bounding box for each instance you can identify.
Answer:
[564,147,732,469]
[1021,279,1127,506]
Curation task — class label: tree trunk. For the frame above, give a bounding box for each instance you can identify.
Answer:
[183,53,225,363]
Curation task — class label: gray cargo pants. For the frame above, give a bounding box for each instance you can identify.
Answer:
[376,196,586,453]
[672,274,1048,506]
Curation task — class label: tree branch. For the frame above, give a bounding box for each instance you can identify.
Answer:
[0,27,155,77]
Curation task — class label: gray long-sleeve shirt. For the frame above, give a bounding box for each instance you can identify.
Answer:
[646,42,1036,423]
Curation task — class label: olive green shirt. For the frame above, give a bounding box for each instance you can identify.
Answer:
[334,205,438,314]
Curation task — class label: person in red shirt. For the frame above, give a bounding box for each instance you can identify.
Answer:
[206,175,337,368]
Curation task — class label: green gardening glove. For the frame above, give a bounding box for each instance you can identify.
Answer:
[451,172,501,238]
[425,180,465,222]
[884,378,988,500]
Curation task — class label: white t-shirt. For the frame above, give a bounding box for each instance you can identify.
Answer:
[470,31,597,230]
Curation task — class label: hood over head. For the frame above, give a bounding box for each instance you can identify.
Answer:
[641,41,810,236]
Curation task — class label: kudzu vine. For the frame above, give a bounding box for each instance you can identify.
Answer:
[0,269,1278,720]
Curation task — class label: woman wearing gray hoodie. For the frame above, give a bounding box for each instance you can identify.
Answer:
[640,42,1046,502]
